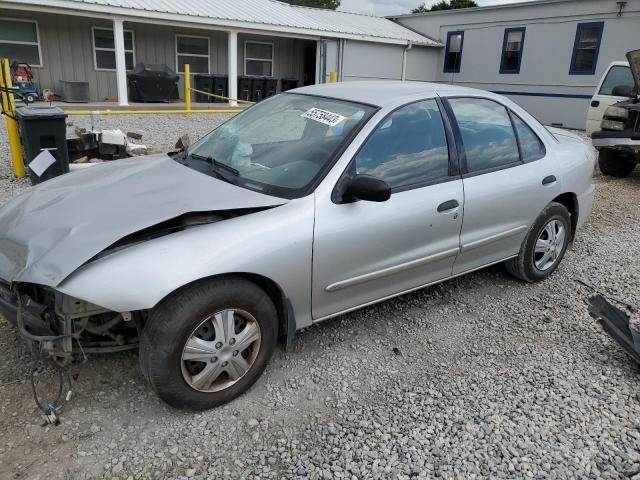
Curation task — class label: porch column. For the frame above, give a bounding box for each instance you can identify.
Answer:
[113,18,129,106]
[228,30,238,107]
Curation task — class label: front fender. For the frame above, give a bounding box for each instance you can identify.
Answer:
[56,196,315,329]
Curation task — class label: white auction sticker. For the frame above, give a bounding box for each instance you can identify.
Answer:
[28,149,57,177]
[301,108,346,127]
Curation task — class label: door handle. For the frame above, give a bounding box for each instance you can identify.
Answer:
[437,199,459,212]
[542,175,557,186]
[590,100,600,108]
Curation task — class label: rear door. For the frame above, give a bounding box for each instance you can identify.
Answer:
[311,98,463,320]
[586,63,634,135]
[442,96,560,275]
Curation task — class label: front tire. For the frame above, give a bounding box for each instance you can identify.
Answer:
[506,202,571,282]
[139,277,278,410]
[599,149,636,178]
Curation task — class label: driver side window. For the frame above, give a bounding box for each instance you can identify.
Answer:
[353,99,450,189]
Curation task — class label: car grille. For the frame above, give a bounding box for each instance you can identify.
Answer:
[628,109,640,133]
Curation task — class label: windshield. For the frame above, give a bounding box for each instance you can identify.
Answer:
[186,93,375,198]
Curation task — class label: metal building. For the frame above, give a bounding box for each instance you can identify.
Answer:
[391,0,640,129]
[0,0,439,105]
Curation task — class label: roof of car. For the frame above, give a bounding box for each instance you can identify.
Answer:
[292,81,481,107]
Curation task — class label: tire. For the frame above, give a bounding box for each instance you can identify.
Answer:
[599,148,636,178]
[24,93,37,104]
[506,202,571,283]
[139,276,278,410]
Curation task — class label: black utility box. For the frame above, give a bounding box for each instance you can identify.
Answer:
[194,74,214,103]
[238,76,252,102]
[280,79,299,92]
[128,63,179,102]
[264,78,278,98]
[250,77,265,102]
[16,106,70,185]
[212,75,228,103]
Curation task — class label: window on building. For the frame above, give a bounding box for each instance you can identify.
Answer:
[500,27,525,74]
[245,41,274,77]
[570,22,604,75]
[599,65,634,95]
[354,99,450,189]
[92,27,135,70]
[0,18,41,66]
[444,31,464,73]
[176,35,209,74]
[448,97,520,173]
[511,113,545,163]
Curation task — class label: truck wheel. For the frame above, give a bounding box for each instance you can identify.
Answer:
[599,149,636,178]
[506,202,571,283]
[139,277,278,410]
[24,93,37,103]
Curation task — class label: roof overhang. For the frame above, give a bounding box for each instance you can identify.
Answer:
[0,0,440,47]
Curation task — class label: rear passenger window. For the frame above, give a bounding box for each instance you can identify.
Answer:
[511,114,545,162]
[354,99,450,189]
[448,98,520,173]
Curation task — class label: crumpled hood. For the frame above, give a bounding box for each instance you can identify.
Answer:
[0,154,285,287]
[627,49,640,94]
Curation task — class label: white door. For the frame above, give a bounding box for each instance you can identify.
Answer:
[586,63,634,135]
[312,99,463,320]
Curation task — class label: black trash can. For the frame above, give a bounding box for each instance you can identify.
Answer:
[251,77,266,102]
[194,74,214,103]
[238,76,252,102]
[212,75,228,103]
[281,79,299,92]
[16,106,69,185]
[264,78,278,98]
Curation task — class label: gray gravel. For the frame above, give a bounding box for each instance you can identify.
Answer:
[1,117,640,480]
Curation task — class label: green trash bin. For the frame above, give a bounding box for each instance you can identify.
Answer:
[16,106,70,185]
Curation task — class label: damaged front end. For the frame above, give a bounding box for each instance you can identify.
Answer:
[588,294,640,364]
[1,280,142,364]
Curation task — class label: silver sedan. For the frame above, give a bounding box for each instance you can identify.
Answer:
[0,82,596,410]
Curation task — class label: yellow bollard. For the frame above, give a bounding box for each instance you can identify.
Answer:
[184,63,191,112]
[0,58,25,179]
[329,71,337,83]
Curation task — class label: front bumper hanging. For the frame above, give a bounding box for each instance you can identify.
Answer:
[588,294,640,364]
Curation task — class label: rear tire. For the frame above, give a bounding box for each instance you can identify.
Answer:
[599,149,636,178]
[139,276,278,410]
[506,202,571,282]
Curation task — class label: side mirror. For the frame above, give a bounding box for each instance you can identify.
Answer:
[343,175,391,203]
[611,85,637,98]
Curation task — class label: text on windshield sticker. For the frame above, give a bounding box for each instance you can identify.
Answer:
[301,108,346,127]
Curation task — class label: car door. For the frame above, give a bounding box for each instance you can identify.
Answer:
[443,96,561,275]
[311,98,464,320]
[586,63,634,135]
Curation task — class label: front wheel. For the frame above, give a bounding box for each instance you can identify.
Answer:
[139,277,278,410]
[599,149,636,178]
[506,202,571,282]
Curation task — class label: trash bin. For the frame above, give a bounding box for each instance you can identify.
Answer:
[194,75,213,103]
[251,77,266,102]
[238,76,252,102]
[58,80,90,103]
[281,79,299,92]
[265,78,278,98]
[16,106,70,185]
[212,75,228,103]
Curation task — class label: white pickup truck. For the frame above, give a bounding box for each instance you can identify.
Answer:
[586,60,635,136]
[590,50,640,178]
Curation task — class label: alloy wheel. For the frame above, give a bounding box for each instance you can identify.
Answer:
[181,309,261,392]
[534,219,565,271]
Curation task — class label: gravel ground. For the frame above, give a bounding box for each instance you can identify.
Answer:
[1,116,640,480]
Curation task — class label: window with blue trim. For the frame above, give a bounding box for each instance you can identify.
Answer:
[499,27,525,74]
[570,22,604,75]
[444,31,463,73]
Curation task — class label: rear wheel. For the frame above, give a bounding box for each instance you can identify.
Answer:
[139,277,278,410]
[599,149,636,178]
[506,202,571,282]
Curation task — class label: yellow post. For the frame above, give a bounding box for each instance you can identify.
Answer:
[184,63,191,112]
[0,58,25,178]
[329,71,338,83]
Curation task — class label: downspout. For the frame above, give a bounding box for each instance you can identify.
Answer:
[401,41,413,82]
